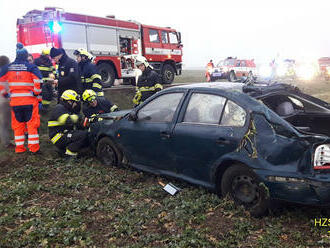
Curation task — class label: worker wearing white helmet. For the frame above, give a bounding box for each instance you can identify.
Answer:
[133,56,163,106]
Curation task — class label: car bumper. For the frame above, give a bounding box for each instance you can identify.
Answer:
[256,170,330,206]
[211,72,228,79]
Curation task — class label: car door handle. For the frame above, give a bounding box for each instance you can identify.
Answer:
[216,138,231,145]
[160,131,171,139]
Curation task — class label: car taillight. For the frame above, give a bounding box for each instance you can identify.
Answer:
[314,144,330,170]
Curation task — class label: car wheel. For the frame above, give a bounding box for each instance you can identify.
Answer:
[96,137,122,166]
[162,64,175,84]
[228,71,236,82]
[97,63,116,88]
[220,164,269,217]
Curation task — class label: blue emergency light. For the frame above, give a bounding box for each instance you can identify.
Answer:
[49,21,62,33]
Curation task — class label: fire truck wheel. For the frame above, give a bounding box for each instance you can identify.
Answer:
[228,71,236,82]
[162,64,175,84]
[98,63,116,88]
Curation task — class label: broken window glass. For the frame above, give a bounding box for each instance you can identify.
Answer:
[183,93,226,124]
[221,100,246,127]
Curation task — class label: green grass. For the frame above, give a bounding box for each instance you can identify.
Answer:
[1,152,329,247]
[1,72,330,247]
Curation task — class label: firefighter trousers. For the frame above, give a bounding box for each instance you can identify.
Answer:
[11,103,40,153]
[52,130,89,155]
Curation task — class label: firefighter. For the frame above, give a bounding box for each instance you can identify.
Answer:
[73,48,104,97]
[50,47,80,101]
[82,89,118,120]
[48,89,89,156]
[132,56,163,106]
[27,54,34,64]
[205,59,214,82]
[0,43,42,154]
[34,48,57,111]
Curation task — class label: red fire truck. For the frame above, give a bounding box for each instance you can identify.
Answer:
[17,7,183,87]
[318,57,330,80]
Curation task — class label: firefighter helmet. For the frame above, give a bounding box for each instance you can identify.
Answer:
[135,56,150,68]
[61,90,80,102]
[82,89,97,102]
[73,48,94,60]
[42,48,51,56]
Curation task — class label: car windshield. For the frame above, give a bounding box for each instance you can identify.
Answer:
[224,59,235,66]
[216,60,224,67]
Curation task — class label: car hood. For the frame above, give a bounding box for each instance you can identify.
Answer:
[99,109,132,119]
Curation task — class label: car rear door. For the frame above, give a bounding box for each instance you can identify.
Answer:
[116,91,185,169]
[171,91,248,182]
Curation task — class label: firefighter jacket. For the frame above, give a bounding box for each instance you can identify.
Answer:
[78,60,104,97]
[57,52,80,97]
[133,67,163,105]
[48,103,81,143]
[34,55,55,80]
[34,55,56,104]
[0,58,42,106]
[82,96,118,118]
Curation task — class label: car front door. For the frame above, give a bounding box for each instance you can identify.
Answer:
[171,92,248,182]
[116,92,185,169]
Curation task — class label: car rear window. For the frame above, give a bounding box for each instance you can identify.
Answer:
[221,100,246,127]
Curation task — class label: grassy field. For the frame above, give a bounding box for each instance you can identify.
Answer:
[1,72,330,247]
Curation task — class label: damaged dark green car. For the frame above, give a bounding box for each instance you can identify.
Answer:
[90,82,330,217]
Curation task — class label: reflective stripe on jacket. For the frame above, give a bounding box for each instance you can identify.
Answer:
[48,103,80,139]
[0,59,42,106]
[78,61,104,96]
[133,68,162,105]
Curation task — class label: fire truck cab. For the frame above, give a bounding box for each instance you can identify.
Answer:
[17,7,183,87]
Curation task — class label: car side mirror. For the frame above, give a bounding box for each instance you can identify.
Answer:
[128,111,138,121]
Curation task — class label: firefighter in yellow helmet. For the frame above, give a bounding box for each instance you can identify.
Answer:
[74,48,104,98]
[48,90,89,157]
[82,89,118,119]
[34,48,57,112]
[132,56,163,106]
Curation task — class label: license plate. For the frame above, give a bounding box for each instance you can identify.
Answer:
[212,72,222,77]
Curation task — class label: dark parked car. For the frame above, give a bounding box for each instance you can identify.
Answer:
[89,82,330,216]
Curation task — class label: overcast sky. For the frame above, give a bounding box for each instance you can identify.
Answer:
[0,0,329,67]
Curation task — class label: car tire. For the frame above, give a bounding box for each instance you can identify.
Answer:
[96,137,122,166]
[162,64,175,84]
[228,71,236,82]
[97,63,116,88]
[220,164,269,217]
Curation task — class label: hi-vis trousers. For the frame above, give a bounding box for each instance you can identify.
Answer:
[11,102,40,153]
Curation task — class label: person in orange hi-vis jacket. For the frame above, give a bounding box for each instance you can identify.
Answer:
[0,43,42,154]
[205,59,214,82]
